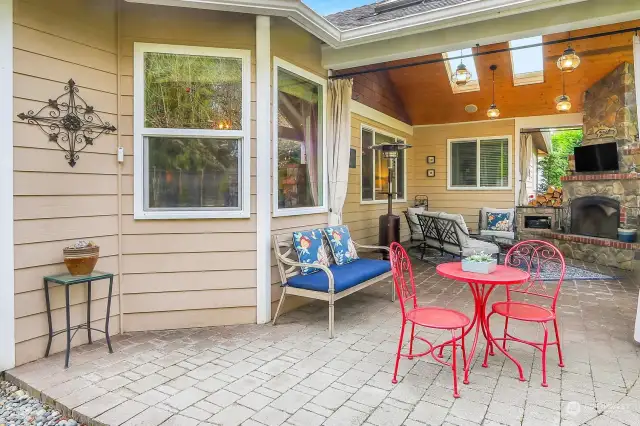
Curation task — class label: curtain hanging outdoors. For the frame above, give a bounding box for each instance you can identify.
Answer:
[327,78,353,226]
[519,133,533,206]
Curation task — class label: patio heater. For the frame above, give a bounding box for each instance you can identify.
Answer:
[371,141,412,259]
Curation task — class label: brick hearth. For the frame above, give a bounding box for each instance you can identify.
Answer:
[561,173,640,181]
[538,230,640,250]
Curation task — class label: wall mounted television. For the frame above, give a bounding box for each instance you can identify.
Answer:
[574,142,619,173]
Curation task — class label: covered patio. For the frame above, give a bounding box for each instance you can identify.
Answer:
[6,255,640,426]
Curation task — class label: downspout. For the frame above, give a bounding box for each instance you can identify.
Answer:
[116,0,125,334]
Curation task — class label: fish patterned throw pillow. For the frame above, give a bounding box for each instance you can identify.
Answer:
[323,225,359,266]
[293,229,330,275]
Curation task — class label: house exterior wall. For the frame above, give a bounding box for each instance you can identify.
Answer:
[269,17,330,314]
[12,0,120,365]
[118,1,258,331]
[412,120,516,232]
[342,113,413,245]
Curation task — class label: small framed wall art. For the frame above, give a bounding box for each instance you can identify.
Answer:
[427,169,435,177]
[427,156,436,164]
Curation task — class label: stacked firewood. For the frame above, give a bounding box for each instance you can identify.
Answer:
[528,186,563,207]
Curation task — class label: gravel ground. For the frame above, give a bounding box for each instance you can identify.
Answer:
[0,381,85,426]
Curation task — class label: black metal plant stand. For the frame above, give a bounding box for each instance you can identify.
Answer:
[43,271,114,368]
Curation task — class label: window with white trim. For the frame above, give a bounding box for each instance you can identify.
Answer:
[133,43,251,219]
[361,126,406,202]
[509,36,544,86]
[273,58,327,217]
[448,137,511,190]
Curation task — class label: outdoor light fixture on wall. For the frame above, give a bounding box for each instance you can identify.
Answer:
[486,65,500,119]
[557,34,581,72]
[556,72,572,112]
[17,79,117,167]
[451,50,472,86]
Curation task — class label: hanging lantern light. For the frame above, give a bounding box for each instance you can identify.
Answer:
[557,38,580,73]
[487,65,500,119]
[451,50,472,86]
[556,72,572,112]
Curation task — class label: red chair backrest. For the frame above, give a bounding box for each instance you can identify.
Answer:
[389,242,418,318]
[504,240,566,311]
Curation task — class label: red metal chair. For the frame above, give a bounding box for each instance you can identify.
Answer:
[483,240,566,387]
[389,242,470,398]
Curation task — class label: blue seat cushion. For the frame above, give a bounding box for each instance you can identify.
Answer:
[287,258,391,293]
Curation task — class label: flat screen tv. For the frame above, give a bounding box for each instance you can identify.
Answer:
[574,142,618,172]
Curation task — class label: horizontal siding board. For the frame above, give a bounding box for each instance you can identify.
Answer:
[122,233,256,254]
[123,288,256,313]
[14,148,118,175]
[14,172,117,196]
[14,216,118,244]
[122,252,257,274]
[123,270,257,294]
[14,195,119,220]
[123,307,256,332]
[121,215,257,234]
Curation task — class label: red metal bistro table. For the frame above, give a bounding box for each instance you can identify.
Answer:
[436,263,530,384]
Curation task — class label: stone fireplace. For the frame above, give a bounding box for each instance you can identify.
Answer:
[518,62,640,270]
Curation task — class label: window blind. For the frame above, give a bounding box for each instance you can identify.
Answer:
[479,138,509,187]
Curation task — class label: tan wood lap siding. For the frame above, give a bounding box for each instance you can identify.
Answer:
[269,19,329,315]
[118,2,258,332]
[13,0,120,365]
[342,114,413,246]
[411,120,516,232]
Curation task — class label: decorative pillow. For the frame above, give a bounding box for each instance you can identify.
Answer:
[323,225,359,266]
[292,229,330,275]
[486,212,512,232]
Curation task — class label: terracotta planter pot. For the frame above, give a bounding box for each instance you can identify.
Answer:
[63,246,99,276]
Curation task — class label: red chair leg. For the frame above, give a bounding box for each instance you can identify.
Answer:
[502,317,510,350]
[392,321,406,384]
[541,322,549,387]
[408,322,416,360]
[553,318,565,367]
[451,329,460,398]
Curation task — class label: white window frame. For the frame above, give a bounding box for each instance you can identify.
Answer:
[360,124,408,205]
[447,135,512,191]
[133,43,252,220]
[272,57,328,217]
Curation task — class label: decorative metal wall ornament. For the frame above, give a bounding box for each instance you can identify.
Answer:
[17,79,116,167]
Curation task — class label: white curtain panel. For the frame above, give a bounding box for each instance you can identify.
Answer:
[518,133,533,206]
[327,78,353,226]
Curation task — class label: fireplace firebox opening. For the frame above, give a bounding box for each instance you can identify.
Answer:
[570,196,620,239]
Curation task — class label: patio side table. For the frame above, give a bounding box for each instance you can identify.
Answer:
[43,270,114,368]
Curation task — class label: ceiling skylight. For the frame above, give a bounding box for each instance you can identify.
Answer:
[509,36,544,86]
[443,48,480,94]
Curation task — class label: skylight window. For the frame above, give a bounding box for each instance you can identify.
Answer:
[443,48,480,94]
[509,36,544,86]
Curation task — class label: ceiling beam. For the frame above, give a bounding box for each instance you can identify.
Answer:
[322,0,640,70]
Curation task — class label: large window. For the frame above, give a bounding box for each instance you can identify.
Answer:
[361,126,406,202]
[273,58,327,217]
[134,43,251,219]
[448,137,511,190]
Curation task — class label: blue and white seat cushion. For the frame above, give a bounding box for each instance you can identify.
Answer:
[323,225,359,266]
[486,212,512,232]
[292,229,331,275]
[287,258,391,293]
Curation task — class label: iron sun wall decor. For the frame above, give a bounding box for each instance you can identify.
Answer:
[17,79,117,167]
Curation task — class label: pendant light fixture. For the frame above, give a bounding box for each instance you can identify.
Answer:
[556,72,572,112]
[557,33,580,72]
[487,65,500,119]
[451,50,472,86]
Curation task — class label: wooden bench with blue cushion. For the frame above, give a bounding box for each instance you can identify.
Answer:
[272,232,394,338]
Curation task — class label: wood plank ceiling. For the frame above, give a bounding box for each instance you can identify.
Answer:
[345,20,638,125]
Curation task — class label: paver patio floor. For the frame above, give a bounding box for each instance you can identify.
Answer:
[6,252,640,426]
